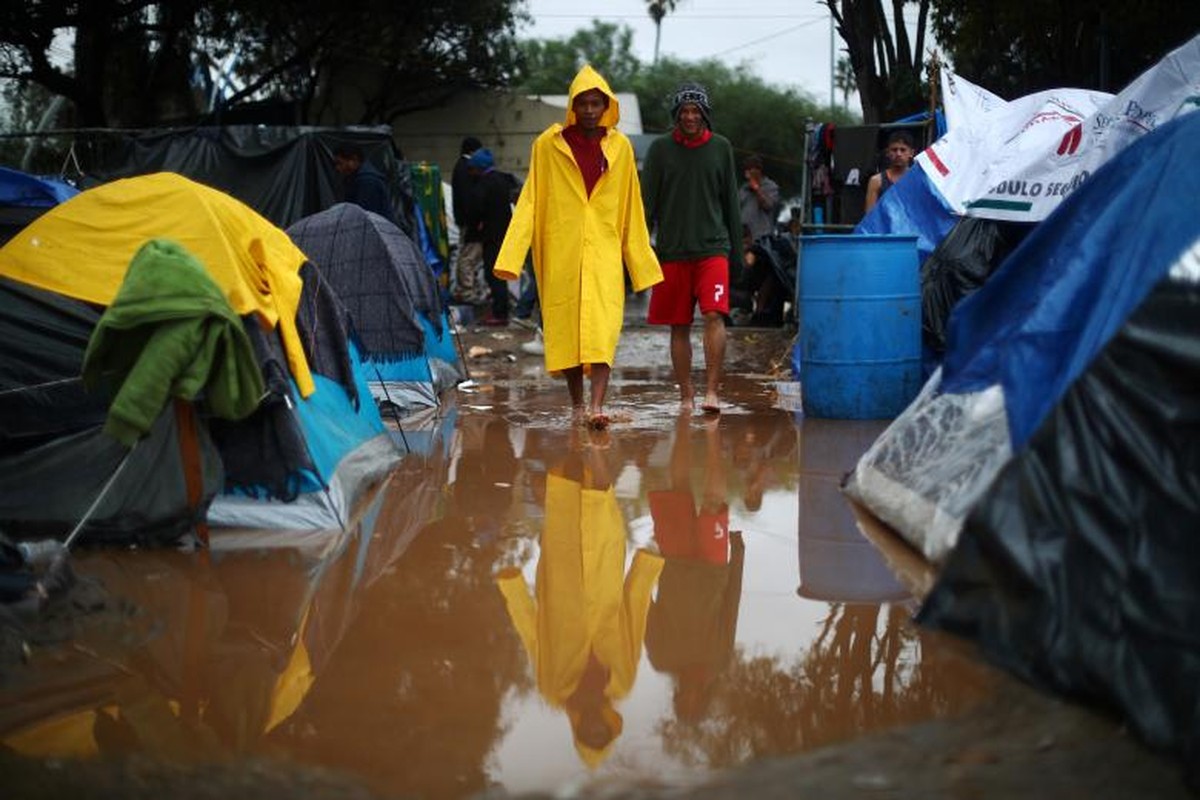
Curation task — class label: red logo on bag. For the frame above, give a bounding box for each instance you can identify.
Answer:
[1057,124,1083,156]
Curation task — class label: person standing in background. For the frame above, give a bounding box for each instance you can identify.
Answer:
[333,143,396,223]
[641,81,742,415]
[864,130,915,213]
[450,136,486,304]
[738,153,780,242]
[470,148,518,326]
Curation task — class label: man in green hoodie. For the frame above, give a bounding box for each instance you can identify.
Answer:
[642,81,743,415]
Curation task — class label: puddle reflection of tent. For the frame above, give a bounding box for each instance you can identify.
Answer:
[0,547,321,761]
[0,455,447,761]
[0,172,402,543]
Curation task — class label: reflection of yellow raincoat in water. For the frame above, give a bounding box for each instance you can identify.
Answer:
[496,472,663,766]
[493,65,662,372]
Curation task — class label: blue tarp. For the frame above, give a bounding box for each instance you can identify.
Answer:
[854,164,957,264]
[891,109,947,140]
[0,167,79,207]
[939,111,1200,449]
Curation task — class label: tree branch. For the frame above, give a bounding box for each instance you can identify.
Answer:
[872,0,896,74]
[892,0,911,68]
[914,0,929,71]
[217,24,336,109]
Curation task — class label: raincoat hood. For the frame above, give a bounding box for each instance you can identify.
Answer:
[564,65,620,129]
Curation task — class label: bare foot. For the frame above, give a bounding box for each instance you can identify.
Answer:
[679,382,695,412]
[571,405,587,426]
[701,393,721,415]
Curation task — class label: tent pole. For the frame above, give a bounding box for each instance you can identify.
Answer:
[62,439,139,552]
[372,363,411,453]
[33,439,140,598]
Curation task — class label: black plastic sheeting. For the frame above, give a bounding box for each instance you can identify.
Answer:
[918,274,1200,786]
[91,125,416,234]
[0,277,105,451]
[921,217,1031,354]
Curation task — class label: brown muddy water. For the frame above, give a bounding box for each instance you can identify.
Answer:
[0,325,1001,799]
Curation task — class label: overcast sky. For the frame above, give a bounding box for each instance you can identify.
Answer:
[518,0,871,106]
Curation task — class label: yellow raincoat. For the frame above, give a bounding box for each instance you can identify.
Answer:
[0,172,315,396]
[493,65,662,372]
[495,471,664,766]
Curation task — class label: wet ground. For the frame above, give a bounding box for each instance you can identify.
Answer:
[1,313,1194,799]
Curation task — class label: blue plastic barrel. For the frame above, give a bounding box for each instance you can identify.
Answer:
[796,235,921,419]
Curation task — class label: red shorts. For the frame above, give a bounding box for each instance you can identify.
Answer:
[649,490,730,565]
[647,256,730,324]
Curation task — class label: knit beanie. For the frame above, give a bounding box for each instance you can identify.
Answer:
[670,82,712,128]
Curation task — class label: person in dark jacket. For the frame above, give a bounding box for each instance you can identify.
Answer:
[450,136,486,304]
[332,143,396,223]
[468,148,519,325]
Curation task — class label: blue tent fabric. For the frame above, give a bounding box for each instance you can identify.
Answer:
[0,168,79,207]
[412,203,443,276]
[939,111,1200,449]
[843,108,1200,567]
[854,164,957,264]
[288,339,387,492]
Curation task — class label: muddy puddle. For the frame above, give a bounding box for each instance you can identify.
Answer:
[0,334,1001,799]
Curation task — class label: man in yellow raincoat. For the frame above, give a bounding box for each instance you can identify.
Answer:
[493,65,662,430]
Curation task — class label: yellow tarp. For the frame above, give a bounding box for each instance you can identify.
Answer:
[0,172,315,396]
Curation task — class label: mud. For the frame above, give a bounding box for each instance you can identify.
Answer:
[0,318,1193,799]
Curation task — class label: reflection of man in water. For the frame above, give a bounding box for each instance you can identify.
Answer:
[730,412,796,513]
[646,417,746,721]
[495,439,664,766]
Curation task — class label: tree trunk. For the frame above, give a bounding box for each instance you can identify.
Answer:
[826,0,929,124]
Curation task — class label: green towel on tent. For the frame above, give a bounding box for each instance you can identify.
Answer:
[82,239,265,446]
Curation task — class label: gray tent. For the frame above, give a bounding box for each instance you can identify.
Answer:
[288,203,462,411]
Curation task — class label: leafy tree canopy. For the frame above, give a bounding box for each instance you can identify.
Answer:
[0,0,527,128]
[514,21,857,199]
[929,0,1199,98]
[514,20,642,94]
